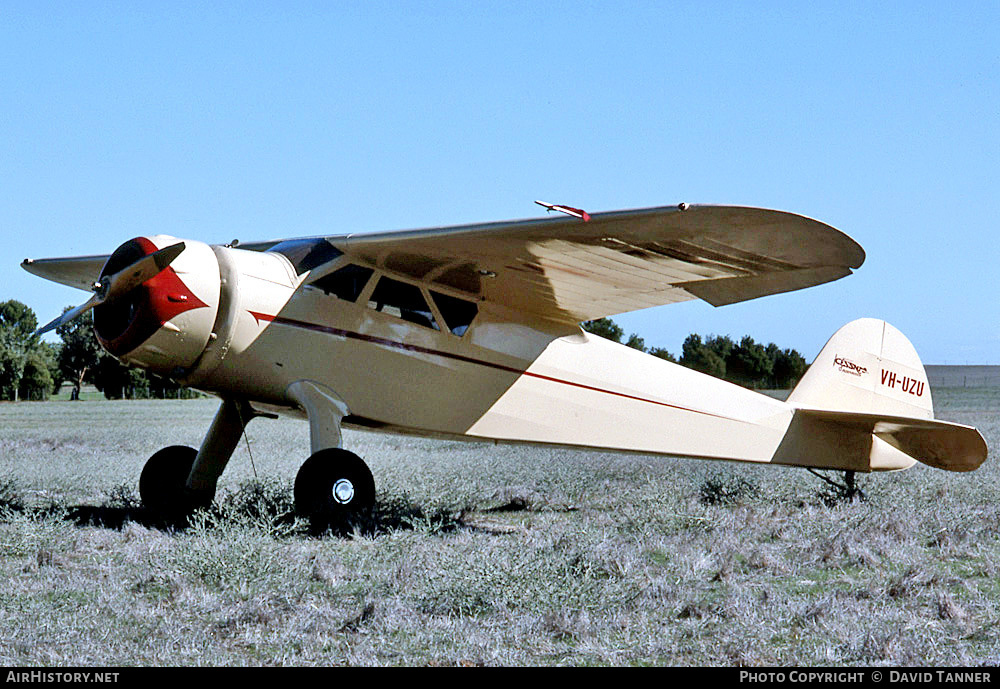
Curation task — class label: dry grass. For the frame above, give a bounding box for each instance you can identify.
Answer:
[0,388,999,666]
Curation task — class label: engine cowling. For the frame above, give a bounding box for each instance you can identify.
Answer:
[94,235,222,374]
[91,235,314,387]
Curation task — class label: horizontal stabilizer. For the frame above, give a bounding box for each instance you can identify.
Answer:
[795,408,988,472]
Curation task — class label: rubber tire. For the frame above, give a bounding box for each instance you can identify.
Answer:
[139,445,208,520]
[294,448,376,534]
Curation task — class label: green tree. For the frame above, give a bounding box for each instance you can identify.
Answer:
[584,318,649,352]
[0,331,25,400]
[0,300,40,401]
[582,318,624,343]
[726,335,774,388]
[0,300,38,340]
[42,341,63,394]
[680,334,727,379]
[648,347,676,362]
[94,354,150,399]
[52,308,197,400]
[705,334,735,362]
[624,333,646,352]
[772,347,808,389]
[147,372,202,399]
[18,350,53,401]
[586,318,805,390]
[56,310,102,400]
[54,311,160,400]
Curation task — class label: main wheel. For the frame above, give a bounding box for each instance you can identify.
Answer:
[294,448,376,534]
[139,445,211,521]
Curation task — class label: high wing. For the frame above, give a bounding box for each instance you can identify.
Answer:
[23,204,864,328]
[325,204,864,325]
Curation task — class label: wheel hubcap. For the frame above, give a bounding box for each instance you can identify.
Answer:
[333,478,355,504]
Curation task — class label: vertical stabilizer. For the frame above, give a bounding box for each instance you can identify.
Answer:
[787,318,932,420]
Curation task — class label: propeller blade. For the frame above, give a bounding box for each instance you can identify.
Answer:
[34,293,102,337]
[102,242,186,302]
[33,241,186,337]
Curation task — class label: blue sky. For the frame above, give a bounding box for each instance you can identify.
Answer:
[2,2,998,363]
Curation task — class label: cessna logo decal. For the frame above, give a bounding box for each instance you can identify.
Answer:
[881,369,926,397]
[833,356,867,376]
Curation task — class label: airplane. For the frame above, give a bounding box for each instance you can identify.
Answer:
[21,202,988,530]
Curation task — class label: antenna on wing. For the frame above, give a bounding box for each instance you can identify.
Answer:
[535,200,591,222]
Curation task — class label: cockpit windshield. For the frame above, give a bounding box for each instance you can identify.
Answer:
[267,238,343,275]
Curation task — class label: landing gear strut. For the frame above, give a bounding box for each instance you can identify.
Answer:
[138,397,255,521]
[138,382,377,534]
[285,380,376,532]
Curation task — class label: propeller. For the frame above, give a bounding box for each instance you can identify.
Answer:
[35,242,186,336]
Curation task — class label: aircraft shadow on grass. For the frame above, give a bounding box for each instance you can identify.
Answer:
[64,500,463,537]
[2,491,544,538]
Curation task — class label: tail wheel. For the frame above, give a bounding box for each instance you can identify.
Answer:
[294,448,376,533]
[139,445,211,519]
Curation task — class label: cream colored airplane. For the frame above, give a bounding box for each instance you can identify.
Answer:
[22,202,988,529]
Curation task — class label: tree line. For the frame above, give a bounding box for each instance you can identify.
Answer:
[0,298,808,402]
[0,299,199,401]
[582,317,808,390]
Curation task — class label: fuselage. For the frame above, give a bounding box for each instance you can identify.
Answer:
[163,241,787,455]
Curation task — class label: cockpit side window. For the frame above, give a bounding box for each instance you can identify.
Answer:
[310,264,374,302]
[431,291,478,336]
[267,239,343,275]
[367,277,440,331]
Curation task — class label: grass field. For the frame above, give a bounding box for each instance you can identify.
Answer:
[1,388,999,666]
